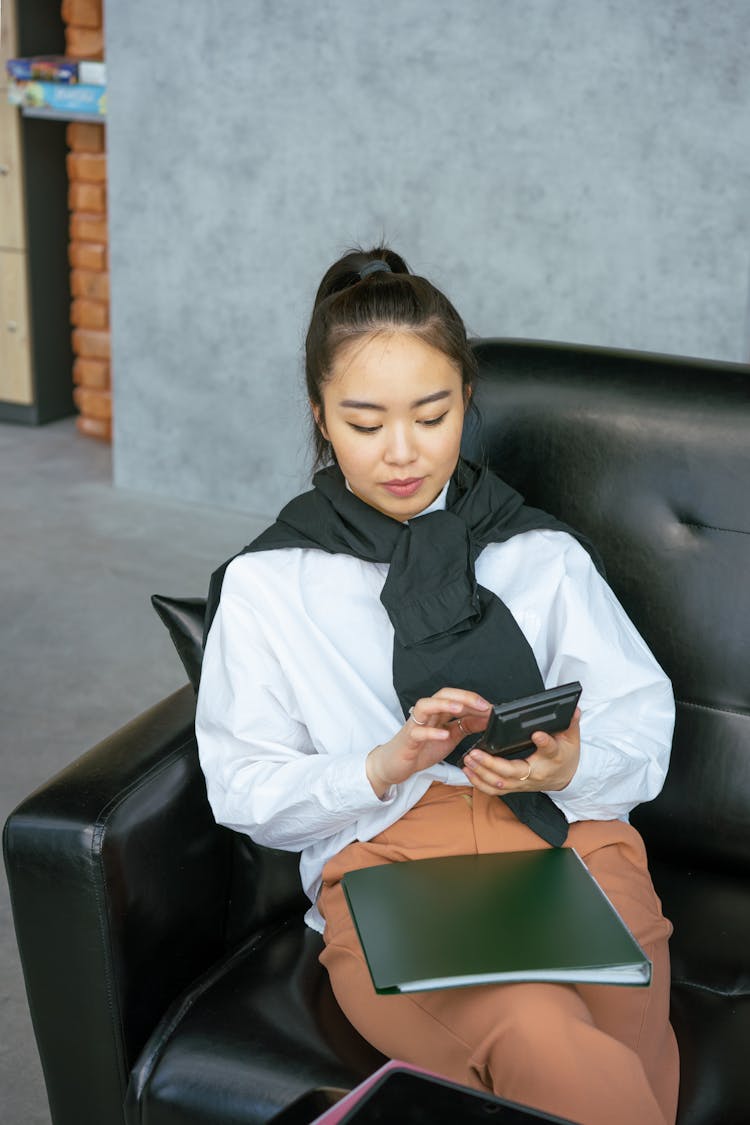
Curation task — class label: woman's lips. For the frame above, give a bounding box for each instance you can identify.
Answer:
[381,477,424,498]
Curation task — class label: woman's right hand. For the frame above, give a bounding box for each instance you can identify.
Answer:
[366,688,491,798]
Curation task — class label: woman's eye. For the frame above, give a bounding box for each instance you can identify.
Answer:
[347,412,448,434]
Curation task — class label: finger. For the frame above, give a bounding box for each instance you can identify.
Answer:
[420,689,491,714]
[448,714,489,735]
[407,702,461,729]
[407,725,451,743]
[409,698,462,725]
[410,694,490,730]
[530,707,582,751]
[464,748,541,790]
[463,747,519,777]
[462,753,507,790]
[463,766,512,797]
[514,757,535,785]
[530,730,556,752]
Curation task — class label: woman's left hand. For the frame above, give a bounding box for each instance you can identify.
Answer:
[462,708,581,796]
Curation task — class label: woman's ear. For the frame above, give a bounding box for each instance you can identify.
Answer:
[311,401,329,441]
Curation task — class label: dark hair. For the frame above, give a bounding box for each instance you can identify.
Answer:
[305,245,478,469]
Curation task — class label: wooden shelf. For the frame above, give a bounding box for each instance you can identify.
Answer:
[0,0,75,423]
[21,107,105,124]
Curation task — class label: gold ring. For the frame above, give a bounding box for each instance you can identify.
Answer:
[518,761,533,783]
[408,706,427,726]
[457,718,467,735]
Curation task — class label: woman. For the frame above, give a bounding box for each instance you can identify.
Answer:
[196,247,679,1125]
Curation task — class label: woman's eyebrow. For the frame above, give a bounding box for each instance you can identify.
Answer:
[338,389,453,411]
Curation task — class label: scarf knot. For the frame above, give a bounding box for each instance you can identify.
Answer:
[381,511,481,646]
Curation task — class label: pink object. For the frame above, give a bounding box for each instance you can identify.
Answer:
[308,1060,443,1124]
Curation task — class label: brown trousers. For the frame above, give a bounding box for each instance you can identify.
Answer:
[318,783,679,1125]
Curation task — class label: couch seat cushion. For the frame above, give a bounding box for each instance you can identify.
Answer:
[650,859,750,1125]
[126,919,385,1125]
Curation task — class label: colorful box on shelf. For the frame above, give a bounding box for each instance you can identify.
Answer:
[7,78,106,118]
[6,56,106,85]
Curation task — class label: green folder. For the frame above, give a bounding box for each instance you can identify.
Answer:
[341,848,651,994]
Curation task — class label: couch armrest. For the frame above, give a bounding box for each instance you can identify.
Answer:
[3,685,232,1125]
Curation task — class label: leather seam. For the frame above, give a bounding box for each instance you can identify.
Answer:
[91,735,196,832]
[672,977,750,999]
[89,734,199,1105]
[679,521,750,537]
[677,699,750,720]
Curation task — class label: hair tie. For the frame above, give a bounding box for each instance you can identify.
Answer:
[359,259,392,280]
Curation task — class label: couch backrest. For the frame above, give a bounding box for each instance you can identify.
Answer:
[222,337,750,944]
[463,339,750,874]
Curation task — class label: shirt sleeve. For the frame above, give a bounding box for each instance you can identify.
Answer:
[195,560,396,853]
[538,536,675,823]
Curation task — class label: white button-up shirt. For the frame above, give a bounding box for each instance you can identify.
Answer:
[196,489,674,932]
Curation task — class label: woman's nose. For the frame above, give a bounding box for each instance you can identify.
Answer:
[383,425,417,465]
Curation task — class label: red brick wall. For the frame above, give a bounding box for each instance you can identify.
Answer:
[62,0,110,441]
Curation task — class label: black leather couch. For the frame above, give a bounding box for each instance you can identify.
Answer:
[5,340,750,1125]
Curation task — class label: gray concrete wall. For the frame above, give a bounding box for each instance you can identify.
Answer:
[105,0,750,517]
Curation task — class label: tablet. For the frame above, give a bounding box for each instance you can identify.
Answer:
[335,1067,577,1123]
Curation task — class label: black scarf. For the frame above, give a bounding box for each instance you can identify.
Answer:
[205,460,603,847]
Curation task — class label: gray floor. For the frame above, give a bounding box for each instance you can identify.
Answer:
[1,417,271,1123]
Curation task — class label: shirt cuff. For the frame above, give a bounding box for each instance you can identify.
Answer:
[547,738,614,814]
[327,751,399,810]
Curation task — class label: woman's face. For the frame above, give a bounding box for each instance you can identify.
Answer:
[314,331,468,521]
